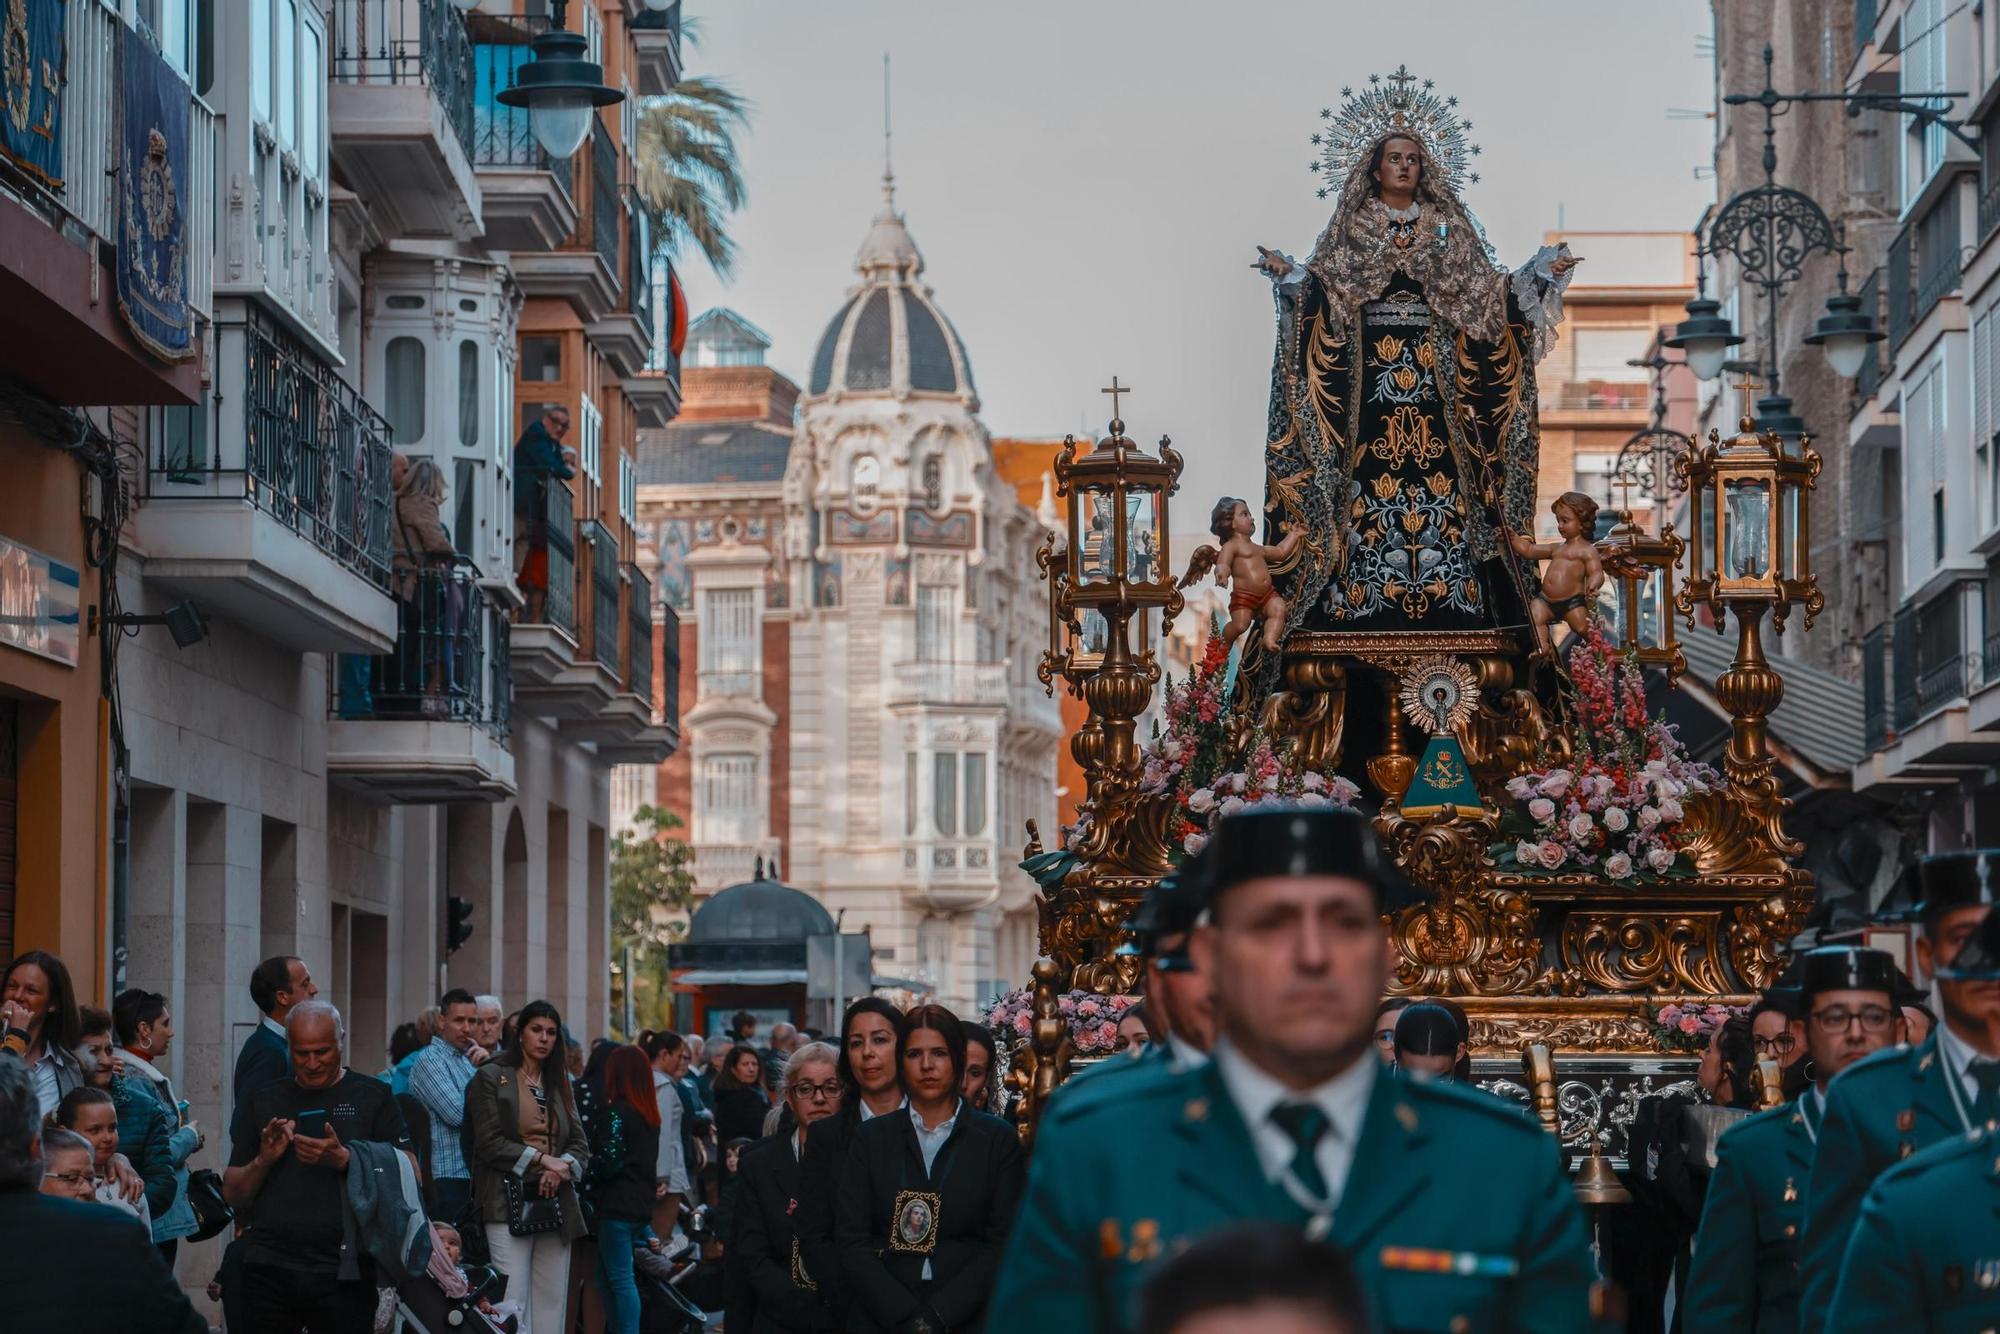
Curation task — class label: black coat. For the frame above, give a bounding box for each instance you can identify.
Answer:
[717,1084,773,1144]
[0,1187,206,1334]
[230,1021,288,1140]
[795,1103,862,1323]
[834,1106,1024,1334]
[736,1133,833,1333]
[592,1097,663,1224]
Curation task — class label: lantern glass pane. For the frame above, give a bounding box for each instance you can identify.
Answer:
[1077,488,1115,584]
[1778,485,1801,582]
[1724,478,1773,579]
[1639,566,1667,650]
[1077,608,1111,658]
[1696,487,1715,584]
[1125,487,1161,584]
[1598,578,1629,648]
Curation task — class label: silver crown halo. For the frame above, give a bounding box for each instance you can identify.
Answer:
[1309,64,1482,202]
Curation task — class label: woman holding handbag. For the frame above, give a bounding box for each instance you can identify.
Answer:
[468,999,592,1334]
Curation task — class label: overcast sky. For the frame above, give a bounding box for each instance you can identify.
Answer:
[673,1,1718,513]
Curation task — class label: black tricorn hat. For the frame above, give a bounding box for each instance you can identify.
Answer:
[1939,905,2000,981]
[1205,807,1417,911]
[1118,847,1214,961]
[1798,945,1900,1001]
[1915,851,2000,918]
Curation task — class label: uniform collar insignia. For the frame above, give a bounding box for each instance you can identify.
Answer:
[1183,1097,1209,1123]
[1394,1102,1419,1133]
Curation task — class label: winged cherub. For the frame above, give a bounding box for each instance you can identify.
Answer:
[1181,497,1304,653]
[1506,490,1605,657]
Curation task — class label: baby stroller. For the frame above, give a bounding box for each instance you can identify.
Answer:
[391,1261,519,1334]
[636,1204,719,1333]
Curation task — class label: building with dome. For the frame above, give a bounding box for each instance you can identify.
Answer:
[633,172,1064,1014]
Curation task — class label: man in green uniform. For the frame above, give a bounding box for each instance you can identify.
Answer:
[1683,945,1902,1333]
[988,807,1601,1334]
[1825,906,2000,1332]
[1799,851,2000,1329]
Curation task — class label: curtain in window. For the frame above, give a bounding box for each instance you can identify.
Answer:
[384,336,426,445]
[963,753,987,837]
[458,340,480,448]
[933,752,957,837]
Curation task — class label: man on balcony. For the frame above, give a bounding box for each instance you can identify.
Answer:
[513,404,577,622]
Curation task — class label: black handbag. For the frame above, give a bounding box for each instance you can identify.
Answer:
[502,1173,564,1236]
[184,1168,233,1242]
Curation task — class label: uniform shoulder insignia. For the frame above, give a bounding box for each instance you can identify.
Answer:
[1868,1129,1987,1194]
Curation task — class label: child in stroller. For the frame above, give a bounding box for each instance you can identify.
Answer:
[388,1222,521,1334]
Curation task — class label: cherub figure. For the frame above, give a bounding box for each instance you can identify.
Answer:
[1508,490,1604,656]
[1181,497,1303,652]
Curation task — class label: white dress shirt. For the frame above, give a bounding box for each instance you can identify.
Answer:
[1213,1039,1377,1211]
[1936,1017,2000,1124]
[909,1100,961,1278]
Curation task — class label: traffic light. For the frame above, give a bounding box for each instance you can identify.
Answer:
[446,895,475,954]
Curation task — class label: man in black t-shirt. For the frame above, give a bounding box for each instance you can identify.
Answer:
[224,1000,413,1334]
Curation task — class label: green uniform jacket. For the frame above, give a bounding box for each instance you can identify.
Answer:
[1798,1033,1970,1331]
[1682,1093,1819,1334]
[1827,1124,2000,1332]
[987,1057,1599,1334]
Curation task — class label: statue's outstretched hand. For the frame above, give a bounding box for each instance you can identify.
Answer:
[1551,250,1581,277]
[1252,246,1293,280]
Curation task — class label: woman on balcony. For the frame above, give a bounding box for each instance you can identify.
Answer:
[391,454,461,717]
[513,405,577,623]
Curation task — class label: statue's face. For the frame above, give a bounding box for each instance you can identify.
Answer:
[1373,135,1423,198]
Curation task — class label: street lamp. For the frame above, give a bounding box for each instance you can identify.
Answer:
[1804,270,1887,378]
[497,0,624,160]
[1665,293,1743,383]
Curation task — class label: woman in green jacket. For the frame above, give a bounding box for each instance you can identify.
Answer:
[467,999,591,1334]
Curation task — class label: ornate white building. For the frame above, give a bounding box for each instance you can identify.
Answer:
[639,176,1062,1012]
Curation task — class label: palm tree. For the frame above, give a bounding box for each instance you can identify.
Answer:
[634,78,751,279]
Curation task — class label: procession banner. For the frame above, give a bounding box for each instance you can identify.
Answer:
[1,0,66,187]
[117,24,194,362]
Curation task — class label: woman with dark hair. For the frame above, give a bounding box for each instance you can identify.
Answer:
[592,1045,666,1334]
[467,999,592,1334]
[1391,1000,1471,1082]
[1372,996,1413,1064]
[113,987,203,1260]
[796,997,904,1329]
[960,1023,998,1113]
[835,1004,1025,1333]
[1,948,84,1116]
[714,1044,772,1144]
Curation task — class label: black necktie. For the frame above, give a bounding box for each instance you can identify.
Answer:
[1269,1101,1332,1205]
[1971,1061,2000,1126]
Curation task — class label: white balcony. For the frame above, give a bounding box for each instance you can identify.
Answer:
[899,838,1001,911]
[467,33,577,251]
[629,1,683,96]
[329,0,485,241]
[694,840,784,894]
[133,310,399,653]
[885,660,1009,710]
[1007,679,1066,737]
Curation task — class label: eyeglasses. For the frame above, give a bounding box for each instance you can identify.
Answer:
[1752,1033,1798,1055]
[1812,1006,1897,1034]
[45,1171,98,1187]
[790,1081,843,1103]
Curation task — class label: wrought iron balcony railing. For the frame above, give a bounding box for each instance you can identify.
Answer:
[582,520,621,673]
[1862,623,1889,752]
[658,599,681,727]
[631,209,654,336]
[1855,268,1886,403]
[592,118,621,280]
[1887,226,1913,349]
[470,37,574,196]
[625,561,653,706]
[1916,253,1962,325]
[516,472,576,638]
[335,559,510,733]
[332,0,477,164]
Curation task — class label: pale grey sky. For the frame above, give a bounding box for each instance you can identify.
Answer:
[673,1,1717,511]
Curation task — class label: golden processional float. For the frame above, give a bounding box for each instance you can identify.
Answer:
[1006,373,1820,1176]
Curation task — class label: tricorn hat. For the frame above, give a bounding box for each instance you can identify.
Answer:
[1798,945,1900,1001]
[1205,807,1418,911]
[1914,851,2000,919]
[1118,847,1214,969]
[1938,905,2000,981]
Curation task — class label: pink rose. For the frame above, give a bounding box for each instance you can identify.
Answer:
[1528,798,1557,823]
[1505,774,1537,800]
[1604,852,1634,880]
[1182,832,1209,856]
[1540,771,1573,798]
[1537,841,1567,869]
[1012,1013,1031,1036]
[1678,1015,1700,1035]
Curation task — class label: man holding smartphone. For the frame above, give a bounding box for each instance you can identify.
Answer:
[224,1000,413,1334]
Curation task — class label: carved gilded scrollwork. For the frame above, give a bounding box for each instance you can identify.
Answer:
[1006,958,1075,1148]
[1558,913,1733,994]
[1726,877,1812,991]
[1465,1012,1662,1055]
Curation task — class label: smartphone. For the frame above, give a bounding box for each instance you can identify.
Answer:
[293,1108,329,1139]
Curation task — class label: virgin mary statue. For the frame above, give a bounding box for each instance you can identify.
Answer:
[1256,66,1577,637]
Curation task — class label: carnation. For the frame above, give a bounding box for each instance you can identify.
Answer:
[1568,812,1594,841]
[1602,806,1629,832]
[1604,852,1634,880]
[1528,797,1557,823]
[1647,844,1676,872]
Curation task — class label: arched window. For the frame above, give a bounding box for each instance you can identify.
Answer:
[457,340,479,448]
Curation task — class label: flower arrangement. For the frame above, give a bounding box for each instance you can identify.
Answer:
[1650,1002,1744,1053]
[1138,626,1361,858]
[983,989,1138,1056]
[1493,623,1718,882]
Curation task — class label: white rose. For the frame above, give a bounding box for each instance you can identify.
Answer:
[1187,787,1216,814]
[1642,759,1669,779]
[1528,798,1557,824]
[1541,771,1573,798]
[1297,791,1330,808]
[1638,806,1662,830]
[1226,773,1249,795]
[1260,773,1282,793]
[1604,852,1634,880]
[1602,806,1630,832]
[1161,738,1184,762]
[1515,840,1540,865]
[1505,775,1537,801]
[1538,841,1567,869]
[1218,795,1245,817]
[1568,812,1594,841]
[1648,844,1676,872]
[1183,832,1208,856]
[1329,778,1361,806]
[1301,772,1326,792]
[1657,796,1684,823]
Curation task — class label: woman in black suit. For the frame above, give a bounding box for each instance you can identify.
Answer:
[796,998,904,1330]
[735,1040,846,1331]
[714,1045,772,1143]
[834,1004,1024,1334]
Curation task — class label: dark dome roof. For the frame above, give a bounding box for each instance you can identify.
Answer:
[806,183,975,401]
[684,876,835,944]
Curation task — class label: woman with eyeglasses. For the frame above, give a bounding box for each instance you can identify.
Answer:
[732,1040,845,1331]
[1748,996,1810,1098]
